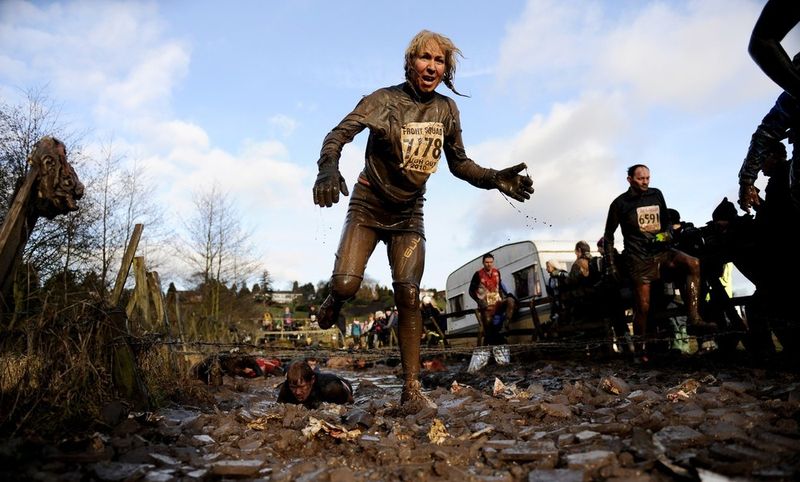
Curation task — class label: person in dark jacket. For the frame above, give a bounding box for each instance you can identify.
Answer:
[311,30,534,408]
[739,55,800,216]
[276,360,353,409]
[603,164,715,360]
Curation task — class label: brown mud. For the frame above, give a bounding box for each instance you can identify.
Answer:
[3,350,799,481]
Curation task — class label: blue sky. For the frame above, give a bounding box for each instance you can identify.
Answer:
[0,0,793,294]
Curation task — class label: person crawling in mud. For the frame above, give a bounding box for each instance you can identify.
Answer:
[276,360,354,409]
[311,29,534,409]
[191,353,264,385]
[256,357,284,377]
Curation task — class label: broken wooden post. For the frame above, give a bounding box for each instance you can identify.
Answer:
[147,271,166,329]
[126,256,151,329]
[147,270,179,373]
[108,223,150,409]
[110,223,143,307]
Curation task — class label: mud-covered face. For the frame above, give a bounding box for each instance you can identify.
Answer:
[412,40,445,93]
[627,167,650,193]
[289,376,314,402]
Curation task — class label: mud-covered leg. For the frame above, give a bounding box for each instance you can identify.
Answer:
[633,282,651,357]
[318,218,379,329]
[317,275,360,329]
[395,281,427,405]
[476,310,487,347]
[387,233,434,409]
[677,252,717,333]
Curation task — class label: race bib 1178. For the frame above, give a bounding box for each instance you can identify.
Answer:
[400,122,444,174]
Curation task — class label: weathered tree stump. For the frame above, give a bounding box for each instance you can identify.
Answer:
[0,136,84,314]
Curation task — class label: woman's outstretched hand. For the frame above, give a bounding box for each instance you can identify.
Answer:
[494,163,534,202]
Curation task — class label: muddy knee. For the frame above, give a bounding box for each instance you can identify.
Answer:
[393,282,420,311]
[330,274,363,300]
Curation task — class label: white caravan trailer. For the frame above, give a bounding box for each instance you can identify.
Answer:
[444,240,577,343]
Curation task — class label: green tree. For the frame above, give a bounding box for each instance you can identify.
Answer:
[259,270,274,302]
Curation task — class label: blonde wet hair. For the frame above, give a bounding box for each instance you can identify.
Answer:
[404,30,465,96]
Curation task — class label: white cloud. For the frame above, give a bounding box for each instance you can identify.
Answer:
[139,119,210,152]
[0,1,189,119]
[495,0,603,93]
[459,91,628,247]
[597,0,767,109]
[98,42,189,115]
[267,114,298,137]
[497,0,772,109]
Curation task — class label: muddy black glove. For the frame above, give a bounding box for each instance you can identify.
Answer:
[492,163,534,202]
[738,183,761,214]
[313,163,349,208]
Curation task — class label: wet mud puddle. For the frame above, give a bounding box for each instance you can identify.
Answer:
[4,355,800,481]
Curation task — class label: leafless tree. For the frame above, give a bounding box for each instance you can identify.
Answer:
[80,139,127,298]
[83,144,169,297]
[181,183,260,319]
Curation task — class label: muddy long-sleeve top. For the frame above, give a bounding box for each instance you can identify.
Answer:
[603,187,669,259]
[318,82,496,205]
[739,90,799,185]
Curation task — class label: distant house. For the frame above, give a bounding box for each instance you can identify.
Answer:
[271,291,303,305]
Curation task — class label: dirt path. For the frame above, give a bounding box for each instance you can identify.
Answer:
[4,351,800,481]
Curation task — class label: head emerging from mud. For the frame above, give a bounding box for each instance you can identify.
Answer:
[286,360,315,402]
[28,136,84,219]
[404,30,463,95]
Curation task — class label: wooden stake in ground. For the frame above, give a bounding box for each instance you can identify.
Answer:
[107,223,151,410]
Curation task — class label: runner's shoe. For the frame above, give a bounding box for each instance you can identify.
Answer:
[400,379,437,412]
[316,295,341,330]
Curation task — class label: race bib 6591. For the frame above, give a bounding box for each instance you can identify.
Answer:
[636,205,661,233]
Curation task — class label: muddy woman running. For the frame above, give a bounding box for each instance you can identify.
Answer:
[311,30,534,409]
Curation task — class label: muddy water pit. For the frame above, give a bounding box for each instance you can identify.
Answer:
[5,353,800,481]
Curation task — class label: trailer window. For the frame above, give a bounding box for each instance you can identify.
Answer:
[512,265,541,299]
[448,294,464,313]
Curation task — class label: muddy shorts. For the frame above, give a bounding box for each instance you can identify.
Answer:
[331,181,426,286]
[626,251,671,284]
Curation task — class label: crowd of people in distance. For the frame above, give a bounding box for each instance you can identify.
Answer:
[256,298,446,352]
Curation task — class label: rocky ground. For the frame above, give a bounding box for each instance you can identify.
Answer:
[3,348,800,481]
